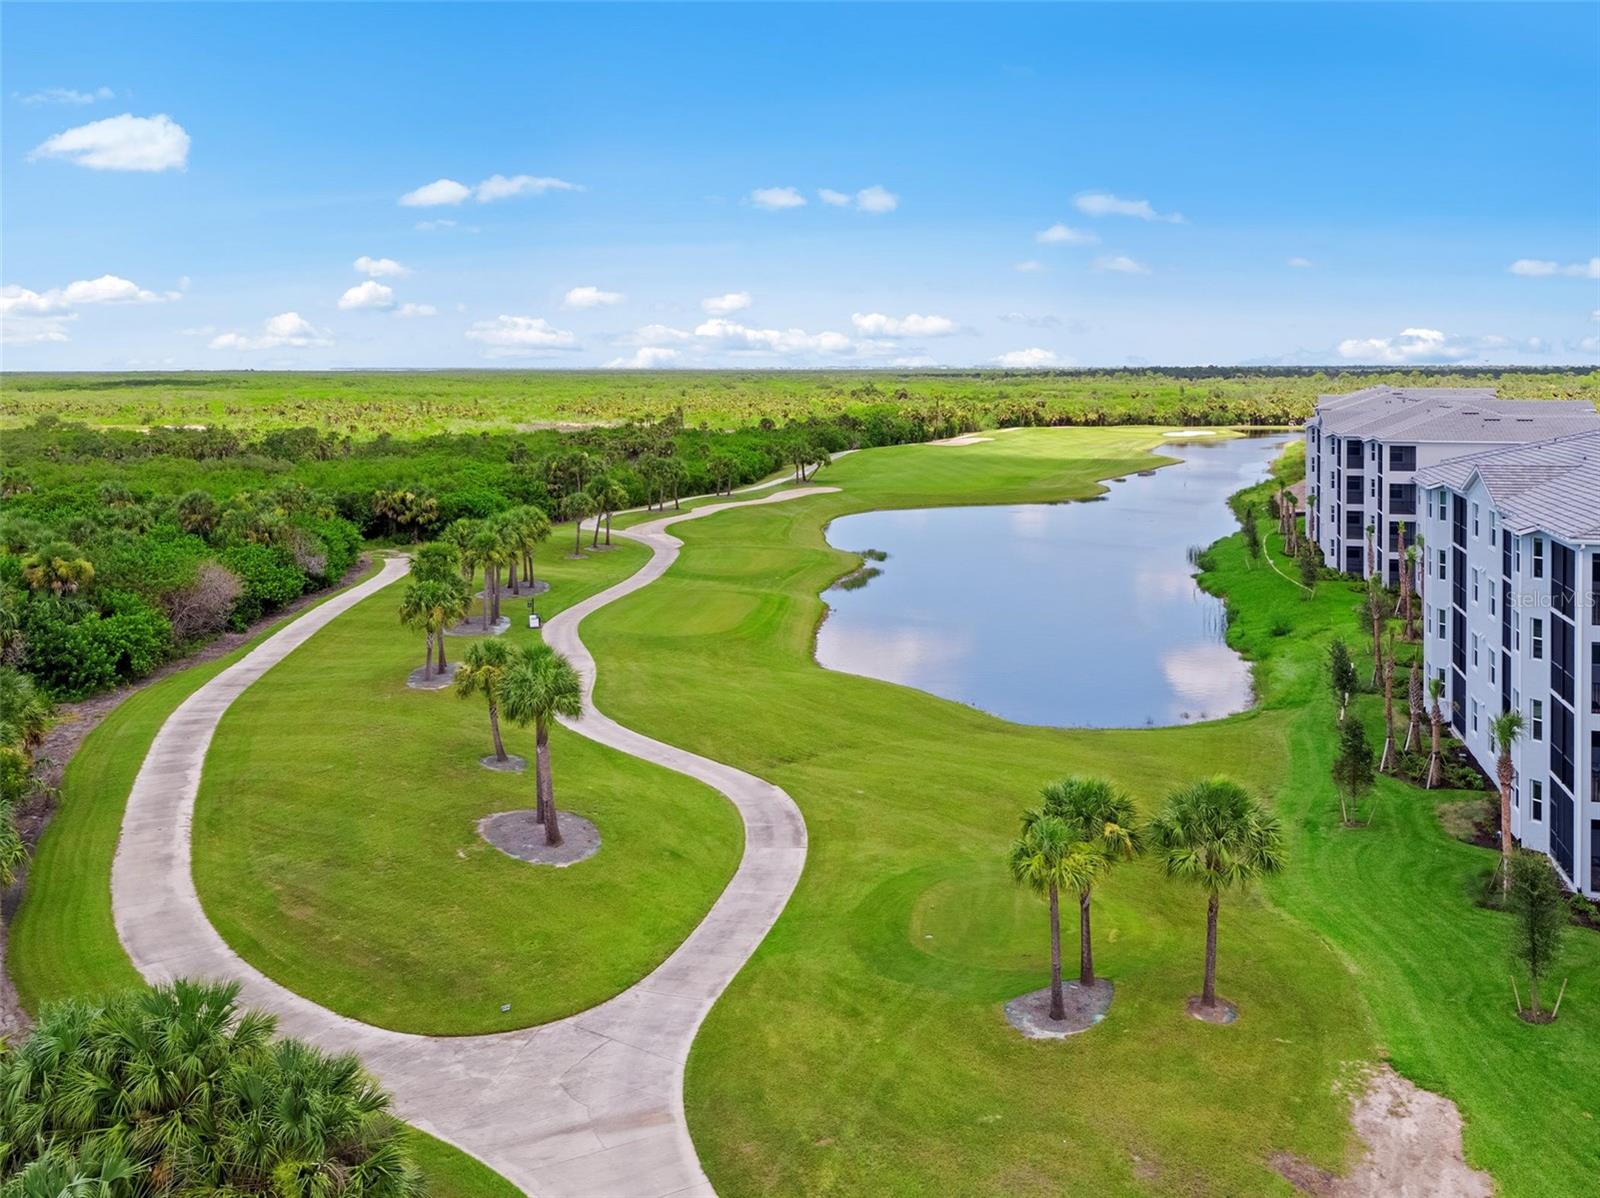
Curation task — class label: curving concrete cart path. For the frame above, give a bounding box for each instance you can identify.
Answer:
[112,487,836,1197]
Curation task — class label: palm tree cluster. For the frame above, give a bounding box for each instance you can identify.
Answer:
[1009,774,1283,1021]
[0,668,51,993]
[0,979,420,1196]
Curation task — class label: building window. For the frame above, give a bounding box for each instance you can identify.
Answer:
[1471,568,1480,603]
[1532,700,1544,740]
[1490,589,1496,616]
[1437,608,1447,639]
[1490,513,1497,545]
[1533,537,1544,578]
[1472,504,1480,537]
[1471,633,1480,668]
[1514,615,1521,651]
[1513,780,1519,809]
[1532,618,1544,660]
[1471,699,1479,733]
[1437,549,1447,580]
[1532,781,1543,821]
[1489,654,1497,685]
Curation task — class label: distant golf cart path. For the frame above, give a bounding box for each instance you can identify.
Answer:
[112,487,836,1197]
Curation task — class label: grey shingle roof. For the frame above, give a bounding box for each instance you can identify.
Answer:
[1313,385,1599,441]
[1414,429,1600,542]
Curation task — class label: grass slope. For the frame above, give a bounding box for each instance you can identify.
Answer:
[191,541,743,1034]
[578,428,1595,1197]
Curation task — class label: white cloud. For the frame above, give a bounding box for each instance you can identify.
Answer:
[1013,259,1045,273]
[750,186,806,210]
[854,185,898,214]
[1508,257,1600,278]
[622,323,694,346]
[338,280,395,311]
[606,346,681,369]
[1074,192,1184,223]
[701,291,752,315]
[818,188,851,206]
[1570,335,1600,355]
[474,174,580,202]
[465,315,578,357]
[1093,255,1151,275]
[354,256,408,278]
[562,285,624,309]
[400,178,473,207]
[209,312,329,351]
[994,347,1060,368]
[414,219,457,231]
[1591,309,1600,322]
[18,86,114,106]
[999,312,1061,328]
[30,112,189,171]
[1035,223,1098,245]
[1,314,76,345]
[0,274,171,316]
[396,303,437,318]
[694,317,851,355]
[1336,327,1474,364]
[1287,256,1315,268]
[850,312,958,337]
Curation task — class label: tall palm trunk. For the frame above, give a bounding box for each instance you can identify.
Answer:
[489,702,507,762]
[1202,893,1220,1008]
[1405,664,1422,751]
[592,512,602,548]
[435,624,448,671]
[536,718,563,846]
[481,580,491,632]
[1379,655,1396,772]
[1426,705,1443,788]
[1048,883,1065,1020]
[491,566,502,623]
[422,631,434,678]
[574,517,583,556]
[605,511,613,546]
[1497,754,1514,893]
[507,556,519,596]
[1078,887,1095,987]
[525,552,536,594]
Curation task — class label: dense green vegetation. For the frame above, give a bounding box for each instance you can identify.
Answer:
[566,429,1596,1196]
[5,368,1595,435]
[2,979,421,1196]
[192,550,743,1034]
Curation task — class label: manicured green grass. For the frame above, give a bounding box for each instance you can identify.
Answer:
[585,429,1375,1196]
[575,428,1595,1197]
[191,541,743,1034]
[405,1131,523,1198]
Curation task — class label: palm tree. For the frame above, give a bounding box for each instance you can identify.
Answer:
[1365,576,1385,686]
[1364,521,1376,576]
[440,518,479,584]
[1401,542,1418,639]
[1026,776,1143,986]
[1008,816,1103,1021]
[0,666,54,750]
[469,527,510,628]
[1378,639,1397,773]
[500,642,583,846]
[1149,777,1286,1013]
[1425,676,1446,789]
[399,580,467,676]
[20,540,94,596]
[456,639,514,762]
[1490,709,1525,892]
[507,505,552,592]
[1404,661,1423,752]
[562,490,595,556]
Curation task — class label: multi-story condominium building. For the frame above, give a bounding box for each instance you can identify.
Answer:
[1416,430,1600,898]
[1303,387,1600,582]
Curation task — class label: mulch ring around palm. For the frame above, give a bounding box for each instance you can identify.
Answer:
[444,616,510,638]
[407,661,462,690]
[478,810,600,868]
[1004,979,1114,1039]
[476,581,549,601]
[478,754,528,773]
[1186,995,1239,1024]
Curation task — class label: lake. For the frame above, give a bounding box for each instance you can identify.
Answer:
[815,434,1290,728]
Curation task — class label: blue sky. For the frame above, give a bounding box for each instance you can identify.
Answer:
[3,2,1597,370]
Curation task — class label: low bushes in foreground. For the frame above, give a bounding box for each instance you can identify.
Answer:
[0,979,420,1197]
